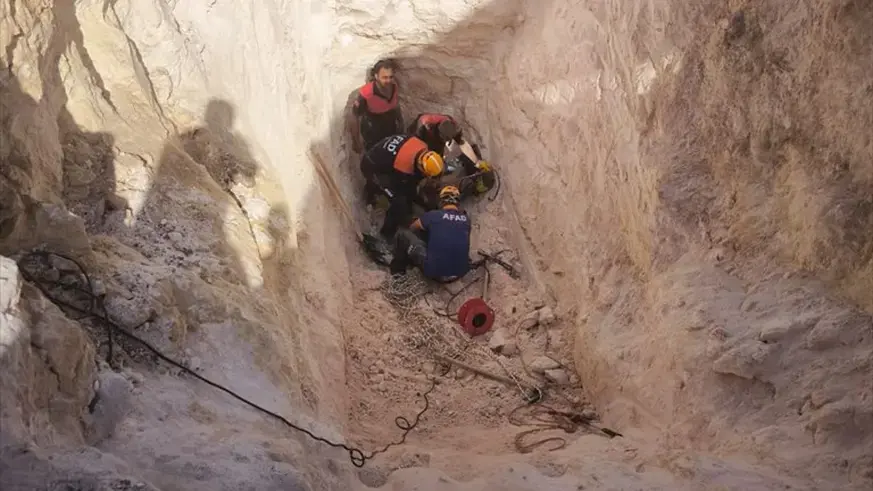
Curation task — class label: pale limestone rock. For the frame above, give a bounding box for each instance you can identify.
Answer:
[502,340,519,356]
[544,368,571,385]
[518,311,539,330]
[537,306,557,327]
[488,327,509,352]
[85,371,133,444]
[528,355,560,374]
[0,256,21,313]
[0,256,96,446]
[712,341,773,380]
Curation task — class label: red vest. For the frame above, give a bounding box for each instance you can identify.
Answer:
[418,113,453,126]
[359,82,399,115]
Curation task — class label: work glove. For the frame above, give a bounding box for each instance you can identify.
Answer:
[475,160,491,172]
[474,177,488,194]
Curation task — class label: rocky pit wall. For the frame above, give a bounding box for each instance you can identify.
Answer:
[1,0,872,490]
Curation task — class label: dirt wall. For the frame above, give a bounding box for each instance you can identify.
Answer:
[479,0,873,486]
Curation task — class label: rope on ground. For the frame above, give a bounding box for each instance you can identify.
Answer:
[508,403,623,454]
[15,250,433,468]
[380,272,469,359]
[380,272,430,314]
[382,255,537,402]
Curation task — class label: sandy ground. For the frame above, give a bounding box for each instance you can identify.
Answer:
[345,195,592,473]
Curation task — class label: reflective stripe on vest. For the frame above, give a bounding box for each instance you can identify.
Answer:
[394,137,428,175]
[359,82,399,115]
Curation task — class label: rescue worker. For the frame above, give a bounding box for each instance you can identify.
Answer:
[407,112,483,173]
[390,185,471,281]
[351,59,404,152]
[407,113,463,155]
[360,133,444,239]
[407,113,495,209]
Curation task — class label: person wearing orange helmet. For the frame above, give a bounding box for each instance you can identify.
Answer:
[390,185,472,281]
[360,133,445,239]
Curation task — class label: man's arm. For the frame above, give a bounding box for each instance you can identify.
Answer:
[410,211,433,231]
[349,94,367,152]
[395,106,404,133]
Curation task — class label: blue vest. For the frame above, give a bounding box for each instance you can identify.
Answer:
[419,208,471,278]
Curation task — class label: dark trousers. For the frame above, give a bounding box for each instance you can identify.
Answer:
[390,229,427,274]
[360,156,415,239]
[381,189,414,239]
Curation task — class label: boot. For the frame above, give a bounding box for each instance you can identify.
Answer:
[389,261,407,276]
[375,194,390,210]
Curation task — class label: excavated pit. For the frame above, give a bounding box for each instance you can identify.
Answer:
[2,1,873,490]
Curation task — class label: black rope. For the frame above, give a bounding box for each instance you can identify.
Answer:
[425,249,512,318]
[488,167,501,202]
[15,250,434,468]
[436,274,484,318]
[508,403,622,454]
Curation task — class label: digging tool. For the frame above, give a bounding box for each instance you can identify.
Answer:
[551,408,623,438]
[309,150,391,266]
[433,354,542,403]
[476,250,519,279]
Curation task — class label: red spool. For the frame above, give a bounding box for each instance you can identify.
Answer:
[457,297,495,337]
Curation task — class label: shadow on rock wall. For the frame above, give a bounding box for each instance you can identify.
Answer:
[58,108,124,233]
[120,96,349,486]
[0,6,159,489]
[1,0,119,258]
[4,6,338,488]
[135,98,259,283]
[122,97,326,402]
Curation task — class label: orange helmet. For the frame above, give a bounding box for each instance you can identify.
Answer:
[439,185,461,205]
[417,151,444,177]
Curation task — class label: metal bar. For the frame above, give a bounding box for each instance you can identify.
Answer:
[433,353,517,387]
